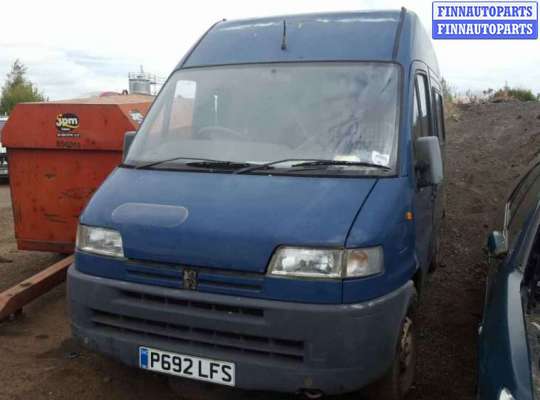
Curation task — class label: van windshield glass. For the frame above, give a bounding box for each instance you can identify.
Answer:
[126,63,400,173]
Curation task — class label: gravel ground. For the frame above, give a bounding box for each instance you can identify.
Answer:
[0,101,540,399]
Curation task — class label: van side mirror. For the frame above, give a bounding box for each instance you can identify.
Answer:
[123,131,136,161]
[415,136,443,187]
[487,231,507,258]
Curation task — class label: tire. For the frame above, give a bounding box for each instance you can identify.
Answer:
[363,296,418,400]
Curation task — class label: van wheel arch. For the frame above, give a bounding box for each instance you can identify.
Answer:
[362,288,418,400]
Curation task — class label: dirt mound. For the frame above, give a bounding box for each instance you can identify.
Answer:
[409,101,540,399]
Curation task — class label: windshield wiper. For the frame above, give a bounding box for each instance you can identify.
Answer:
[234,159,319,174]
[185,161,253,170]
[136,157,391,173]
[291,160,391,170]
[134,157,251,170]
[234,158,391,174]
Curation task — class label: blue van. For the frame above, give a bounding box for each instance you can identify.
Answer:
[478,162,540,400]
[68,9,445,399]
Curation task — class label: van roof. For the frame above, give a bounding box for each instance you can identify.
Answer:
[179,9,439,75]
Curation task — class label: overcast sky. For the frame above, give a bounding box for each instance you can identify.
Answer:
[1,0,539,100]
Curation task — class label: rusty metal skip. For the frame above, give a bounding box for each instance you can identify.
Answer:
[0,95,153,322]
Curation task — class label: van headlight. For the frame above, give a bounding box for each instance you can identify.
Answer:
[268,246,383,279]
[76,225,124,258]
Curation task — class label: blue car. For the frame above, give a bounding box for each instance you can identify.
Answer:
[68,9,445,399]
[479,162,540,400]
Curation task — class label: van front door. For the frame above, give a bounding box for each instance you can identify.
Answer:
[413,72,436,276]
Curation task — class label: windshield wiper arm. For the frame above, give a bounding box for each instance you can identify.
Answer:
[291,160,391,170]
[234,159,321,174]
[235,158,391,174]
[185,161,253,170]
[134,157,241,170]
[136,157,393,173]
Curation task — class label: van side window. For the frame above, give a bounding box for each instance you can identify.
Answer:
[433,91,446,142]
[415,74,432,137]
[412,86,422,140]
[412,74,434,184]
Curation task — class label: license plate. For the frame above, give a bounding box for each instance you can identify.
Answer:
[139,346,235,386]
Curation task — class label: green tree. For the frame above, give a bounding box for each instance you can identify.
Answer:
[0,59,46,114]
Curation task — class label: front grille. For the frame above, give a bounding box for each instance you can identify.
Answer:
[91,309,304,363]
[120,290,264,318]
[124,260,265,294]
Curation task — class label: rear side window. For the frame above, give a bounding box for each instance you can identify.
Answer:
[508,164,540,248]
[412,73,434,167]
[415,74,432,138]
[433,91,446,142]
[412,87,422,140]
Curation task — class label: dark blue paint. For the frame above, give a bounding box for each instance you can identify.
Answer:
[182,12,400,68]
[70,9,444,395]
[77,10,441,306]
[480,274,533,399]
[478,256,534,399]
[81,168,376,273]
[344,177,417,303]
[478,170,540,399]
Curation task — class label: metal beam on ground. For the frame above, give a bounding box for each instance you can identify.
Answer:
[0,255,74,322]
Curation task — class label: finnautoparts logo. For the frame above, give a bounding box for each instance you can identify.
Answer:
[433,1,538,39]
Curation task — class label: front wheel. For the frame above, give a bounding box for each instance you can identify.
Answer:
[363,300,418,400]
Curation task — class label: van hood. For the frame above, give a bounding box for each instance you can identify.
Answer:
[81,168,377,273]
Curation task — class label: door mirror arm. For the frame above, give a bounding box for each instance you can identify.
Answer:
[415,160,429,188]
[487,230,508,259]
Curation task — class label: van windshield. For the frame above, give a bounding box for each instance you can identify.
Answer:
[126,62,400,174]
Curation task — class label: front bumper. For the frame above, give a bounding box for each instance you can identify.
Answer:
[68,265,414,395]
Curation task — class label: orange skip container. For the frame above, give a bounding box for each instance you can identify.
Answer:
[2,95,153,253]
